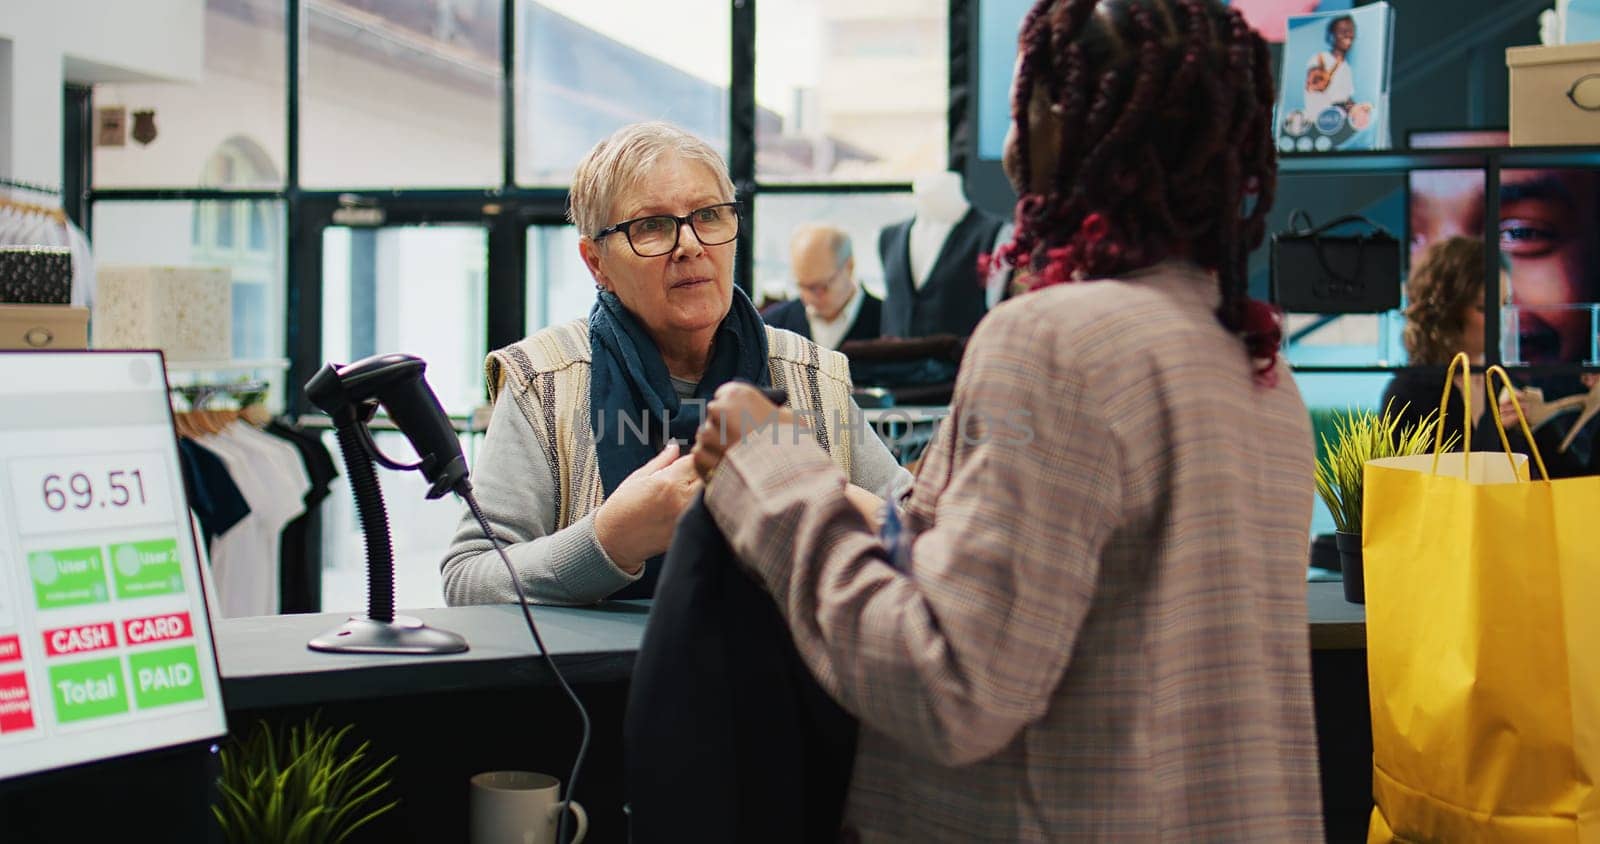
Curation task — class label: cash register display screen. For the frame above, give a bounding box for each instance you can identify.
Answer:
[0,352,227,781]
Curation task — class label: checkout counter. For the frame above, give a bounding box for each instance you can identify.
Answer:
[0,353,1373,842]
[194,583,1373,843]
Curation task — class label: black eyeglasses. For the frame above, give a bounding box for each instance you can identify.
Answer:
[593,202,741,257]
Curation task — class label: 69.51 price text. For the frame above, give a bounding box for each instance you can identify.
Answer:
[41,470,148,512]
[9,453,174,536]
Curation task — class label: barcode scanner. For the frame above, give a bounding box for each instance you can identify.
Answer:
[304,353,591,841]
[305,354,468,500]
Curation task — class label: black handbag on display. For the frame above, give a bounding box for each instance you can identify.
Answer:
[1270,211,1401,314]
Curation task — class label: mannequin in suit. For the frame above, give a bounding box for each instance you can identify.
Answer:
[877,171,1009,338]
[764,224,883,351]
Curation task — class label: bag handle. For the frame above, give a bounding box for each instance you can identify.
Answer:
[1288,211,1391,238]
[1431,353,1474,477]
[1429,352,1549,481]
[1484,365,1550,481]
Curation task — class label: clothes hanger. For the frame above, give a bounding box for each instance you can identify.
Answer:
[1499,378,1600,453]
[1559,380,1600,453]
[0,196,65,225]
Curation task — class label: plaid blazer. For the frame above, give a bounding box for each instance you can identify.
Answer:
[705,262,1323,842]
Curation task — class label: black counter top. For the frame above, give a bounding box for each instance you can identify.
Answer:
[216,601,649,710]
[1306,581,1365,650]
[217,582,1365,710]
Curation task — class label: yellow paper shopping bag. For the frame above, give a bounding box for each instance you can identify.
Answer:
[1364,356,1600,842]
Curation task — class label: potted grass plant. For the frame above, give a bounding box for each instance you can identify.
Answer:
[212,715,400,844]
[1313,401,1453,603]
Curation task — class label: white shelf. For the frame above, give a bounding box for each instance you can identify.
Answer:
[163,358,291,374]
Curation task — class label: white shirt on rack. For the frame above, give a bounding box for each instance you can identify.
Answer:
[197,423,309,617]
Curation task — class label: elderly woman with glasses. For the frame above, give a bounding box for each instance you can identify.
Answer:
[441,122,908,606]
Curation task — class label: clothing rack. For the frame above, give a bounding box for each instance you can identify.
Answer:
[0,177,67,223]
[170,379,271,412]
[0,176,63,196]
[166,358,291,413]
[294,410,488,436]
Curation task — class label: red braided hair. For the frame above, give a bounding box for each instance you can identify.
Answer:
[995,0,1283,384]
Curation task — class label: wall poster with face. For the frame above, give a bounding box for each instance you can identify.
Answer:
[1410,130,1600,366]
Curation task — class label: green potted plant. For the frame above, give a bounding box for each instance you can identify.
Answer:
[213,715,400,844]
[1313,401,1452,603]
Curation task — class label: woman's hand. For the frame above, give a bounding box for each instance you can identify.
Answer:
[843,484,886,531]
[594,442,702,573]
[692,382,799,482]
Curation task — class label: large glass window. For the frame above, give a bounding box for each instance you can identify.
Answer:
[299,0,503,188]
[320,224,489,414]
[93,0,286,188]
[514,0,731,185]
[756,1,948,182]
[526,225,597,333]
[318,222,491,616]
[751,193,915,307]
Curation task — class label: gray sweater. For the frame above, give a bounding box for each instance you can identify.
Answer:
[440,382,910,606]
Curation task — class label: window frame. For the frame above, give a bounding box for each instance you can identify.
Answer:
[78,0,967,417]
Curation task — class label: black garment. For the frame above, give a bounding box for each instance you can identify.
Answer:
[1381,370,1592,478]
[878,208,1005,339]
[265,420,339,613]
[763,291,884,348]
[176,438,251,550]
[624,496,856,844]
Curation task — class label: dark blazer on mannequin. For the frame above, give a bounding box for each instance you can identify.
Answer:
[762,290,884,348]
[878,207,1005,339]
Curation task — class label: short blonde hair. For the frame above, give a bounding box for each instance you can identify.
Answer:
[568,122,735,240]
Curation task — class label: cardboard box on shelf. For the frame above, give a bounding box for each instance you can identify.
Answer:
[1507,41,1600,146]
[92,266,231,362]
[0,305,89,350]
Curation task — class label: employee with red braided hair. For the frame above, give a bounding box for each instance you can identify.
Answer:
[692,0,1322,839]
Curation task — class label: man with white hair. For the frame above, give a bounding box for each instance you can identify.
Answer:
[764,223,883,351]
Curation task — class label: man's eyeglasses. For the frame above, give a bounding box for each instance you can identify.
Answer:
[593,202,740,258]
[795,262,848,296]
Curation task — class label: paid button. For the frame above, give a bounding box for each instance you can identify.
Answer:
[127,645,204,709]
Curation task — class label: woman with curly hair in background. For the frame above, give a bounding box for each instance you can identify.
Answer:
[691,0,1328,838]
[1384,235,1590,475]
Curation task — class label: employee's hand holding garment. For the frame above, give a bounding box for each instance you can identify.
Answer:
[695,383,887,529]
[594,442,701,573]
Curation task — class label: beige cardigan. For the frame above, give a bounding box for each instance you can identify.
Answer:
[485,318,859,533]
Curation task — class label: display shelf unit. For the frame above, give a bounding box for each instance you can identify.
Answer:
[1276,143,1600,376]
[1278,145,1600,174]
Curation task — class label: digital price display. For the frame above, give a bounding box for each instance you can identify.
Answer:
[0,351,226,782]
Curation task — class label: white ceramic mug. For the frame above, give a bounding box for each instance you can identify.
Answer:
[469,771,587,844]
